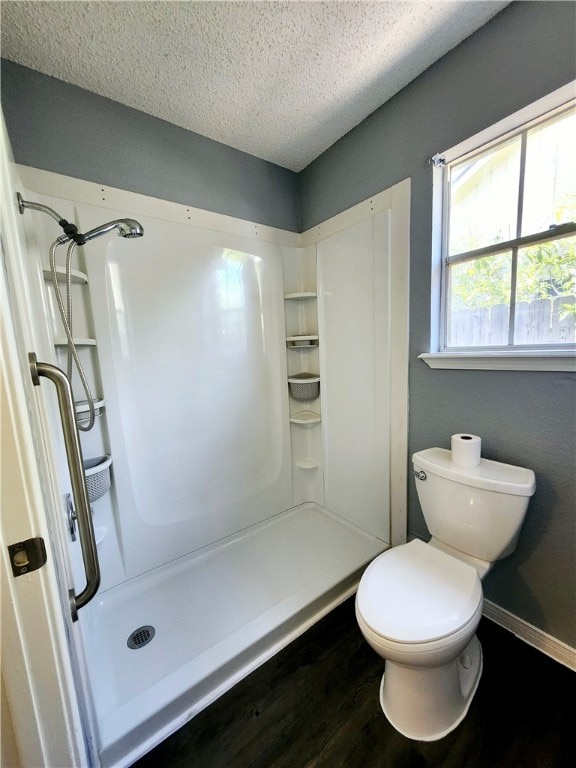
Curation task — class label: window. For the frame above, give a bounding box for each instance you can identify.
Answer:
[423,85,576,371]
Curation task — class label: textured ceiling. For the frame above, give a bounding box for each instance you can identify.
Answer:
[1,1,509,171]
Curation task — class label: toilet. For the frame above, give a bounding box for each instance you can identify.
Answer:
[356,447,536,741]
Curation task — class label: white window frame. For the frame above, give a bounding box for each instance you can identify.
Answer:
[421,81,576,372]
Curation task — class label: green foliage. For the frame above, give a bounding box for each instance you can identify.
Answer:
[519,238,576,300]
[450,253,511,311]
[450,236,576,311]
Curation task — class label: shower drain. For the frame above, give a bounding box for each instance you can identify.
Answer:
[127,625,155,649]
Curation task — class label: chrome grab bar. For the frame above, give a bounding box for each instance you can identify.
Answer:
[29,353,100,621]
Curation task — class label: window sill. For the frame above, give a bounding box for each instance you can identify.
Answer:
[418,351,576,372]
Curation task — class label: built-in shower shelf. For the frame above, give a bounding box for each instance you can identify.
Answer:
[74,398,106,415]
[296,458,321,469]
[286,335,319,348]
[290,411,321,424]
[284,292,317,300]
[287,374,320,383]
[43,267,88,284]
[54,337,97,346]
[287,373,320,402]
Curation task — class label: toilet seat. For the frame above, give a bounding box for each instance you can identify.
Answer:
[357,540,482,644]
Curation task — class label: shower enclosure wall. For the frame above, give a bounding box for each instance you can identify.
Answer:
[9,164,409,767]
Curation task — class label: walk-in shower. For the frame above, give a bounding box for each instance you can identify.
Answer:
[9,173,409,767]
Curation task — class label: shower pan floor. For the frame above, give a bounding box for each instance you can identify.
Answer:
[80,502,387,768]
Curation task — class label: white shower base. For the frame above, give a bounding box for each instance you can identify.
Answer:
[80,503,386,767]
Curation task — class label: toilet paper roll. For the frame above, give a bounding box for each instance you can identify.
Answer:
[451,434,481,467]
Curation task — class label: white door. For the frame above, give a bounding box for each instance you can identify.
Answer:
[1,111,94,767]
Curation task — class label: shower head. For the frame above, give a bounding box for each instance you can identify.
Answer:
[17,194,144,246]
[57,218,144,245]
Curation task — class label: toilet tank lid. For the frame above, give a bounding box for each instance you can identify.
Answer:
[413,448,536,496]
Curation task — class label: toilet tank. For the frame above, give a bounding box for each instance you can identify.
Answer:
[413,448,536,563]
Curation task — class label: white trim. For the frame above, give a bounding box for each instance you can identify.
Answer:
[300,179,411,246]
[439,81,575,165]
[16,165,301,248]
[419,351,576,372]
[428,81,576,363]
[385,182,410,545]
[17,164,410,251]
[483,600,576,671]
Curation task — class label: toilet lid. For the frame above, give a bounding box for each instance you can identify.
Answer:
[357,540,482,643]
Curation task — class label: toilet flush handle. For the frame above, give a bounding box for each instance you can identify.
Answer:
[413,469,427,481]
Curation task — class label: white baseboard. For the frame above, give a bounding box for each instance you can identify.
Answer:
[483,599,576,672]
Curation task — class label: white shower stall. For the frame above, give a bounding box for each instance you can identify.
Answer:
[4,162,409,767]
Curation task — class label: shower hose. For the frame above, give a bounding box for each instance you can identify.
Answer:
[49,239,96,431]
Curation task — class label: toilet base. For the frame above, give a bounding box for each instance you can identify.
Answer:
[379,634,483,741]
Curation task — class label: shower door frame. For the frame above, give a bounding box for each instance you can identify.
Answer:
[1,113,93,767]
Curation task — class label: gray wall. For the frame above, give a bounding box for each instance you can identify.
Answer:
[2,1,575,647]
[301,0,576,646]
[0,59,300,232]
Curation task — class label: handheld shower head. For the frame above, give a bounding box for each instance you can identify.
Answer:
[57,218,144,245]
[84,219,144,242]
[116,219,144,239]
[17,195,144,246]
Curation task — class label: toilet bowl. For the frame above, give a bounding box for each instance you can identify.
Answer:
[355,446,535,741]
[356,539,484,740]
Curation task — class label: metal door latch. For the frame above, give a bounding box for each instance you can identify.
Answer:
[7,538,47,577]
[65,493,77,541]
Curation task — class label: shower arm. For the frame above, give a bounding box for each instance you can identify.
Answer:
[17,192,83,244]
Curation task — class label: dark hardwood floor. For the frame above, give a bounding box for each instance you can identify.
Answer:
[131,597,575,768]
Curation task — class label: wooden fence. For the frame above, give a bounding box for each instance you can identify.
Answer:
[449,295,575,347]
